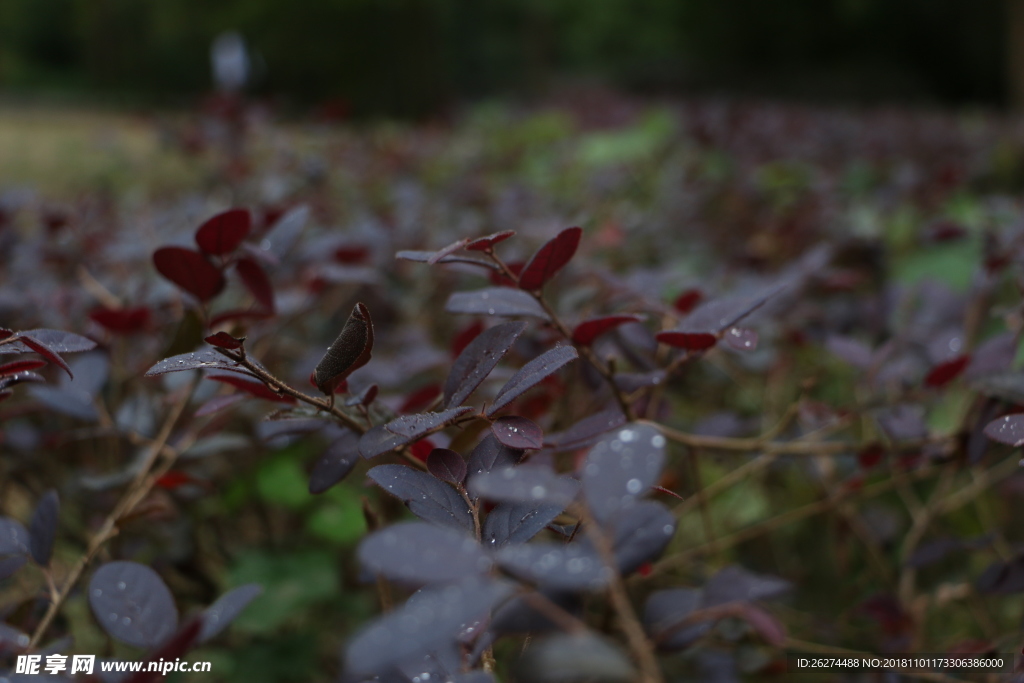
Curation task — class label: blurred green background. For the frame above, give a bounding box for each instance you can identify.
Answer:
[0,0,1011,116]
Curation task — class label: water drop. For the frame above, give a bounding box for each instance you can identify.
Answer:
[626,478,642,494]
[651,434,666,448]
[122,616,132,626]
[117,581,126,590]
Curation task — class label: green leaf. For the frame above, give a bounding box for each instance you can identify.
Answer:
[255,452,309,510]
[306,491,365,545]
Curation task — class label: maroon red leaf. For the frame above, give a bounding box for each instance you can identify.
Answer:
[204,332,244,350]
[673,289,704,314]
[444,321,527,408]
[571,314,644,346]
[345,383,379,407]
[654,330,717,351]
[518,227,582,291]
[487,345,579,416]
[313,303,374,395]
[17,336,73,378]
[0,359,46,376]
[153,247,226,302]
[491,416,543,450]
[235,257,275,311]
[89,306,151,334]
[466,230,516,251]
[427,448,468,484]
[194,208,251,255]
[924,355,970,388]
[984,414,1024,447]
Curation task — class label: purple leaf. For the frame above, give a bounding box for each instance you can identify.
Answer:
[876,404,928,442]
[518,227,582,291]
[0,556,26,580]
[15,336,73,379]
[153,247,226,302]
[358,424,407,459]
[427,449,467,485]
[309,432,360,494]
[343,577,514,678]
[144,350,260,377]
[482,501,565,549]
[582,424,666,523]
[367,464,474,534]
[984,414,1024,447]
[89,561,178,649]
[495,542,610,591]
[358,522,492,585]
[313,303,373,394]
[701,565,792,607]
[468,465,580,507]
[397,250,497,270]
[204,332,244,350]
[444,321,527,408]
[345,384,378,407]
[644,588,706,648]
[610,501,676,574]
[0,517,29,556]
[487,345,578,416]
[199,584,262,643]
[384,407,474,440]
[491,416,543,450]
[3,329,96,355]
[722,327,758,352]
[29,490,59,567]
[657,290,778,351]
[194,208,251,256]
[545,408,628,452]
[966,332,1016,380]
[445,288,549,319]
[467,433,523,479]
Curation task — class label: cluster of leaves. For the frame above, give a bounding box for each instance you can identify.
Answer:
[7,98,1024,682]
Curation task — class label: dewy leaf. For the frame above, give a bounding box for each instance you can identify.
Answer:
[152,247,226,302]
[482,501,564,549]
[358,522,492,585]
[309,431,361,494]
[644,588,706,649]
[491,416,543,450]
[0,517,30,556]
[384,407,474,440]
[343,577,514,678]
[467,433,523,479]
[444,321,527,408]
[199,584,262,643]
[656,289,779,350]
[446,288,549,320]
[28,490,59,567]
[144,350,258,377]
[571,315,644,346]
[427,238,470,264]
[235,257,275,312]
[487,346,578,416]
[984,414,1024,447]
[582,423,666,523]
[367,464,474,534]
[358,424,407,459]
[194,208,251,256]
[2,329,96,355]
[495,542,611,591]
[610,501,676,574]
[722,327,758,352]
[0,358,47,376]
[89,561,179,649]
[427,448,467,485]
[468,465,580,507]
[518,227,582,291]
[313,302,374,394]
